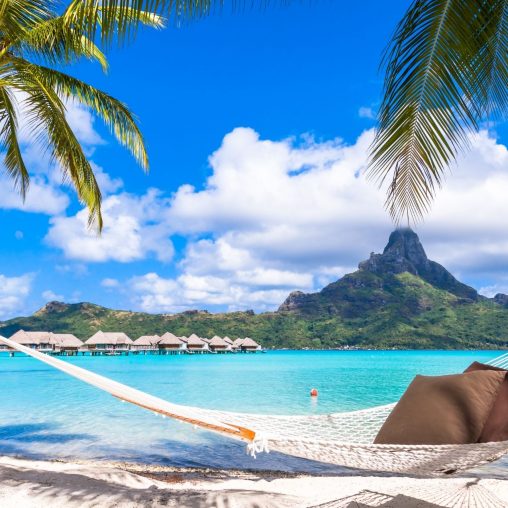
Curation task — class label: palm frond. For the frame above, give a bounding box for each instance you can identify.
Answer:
[15,16,109,71]
[0,0,53,39]
[473,1,508,119]
[11,58,148,170]
[12,64,103,228]
[63,1,288,46]
[369,0,499,223]
[63,0,169,46]
[0,86,29,197]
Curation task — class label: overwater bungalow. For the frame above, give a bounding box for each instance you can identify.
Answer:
[223,336,233,346]
[132,335,159,353]
[86,331,133,355]
[209,335,229,353]
[232,338,244,351]
[158,332,185,354]
[50,333,83,355]
[186,333,208,353]
[240,337,261,352]
[9,330,53,352]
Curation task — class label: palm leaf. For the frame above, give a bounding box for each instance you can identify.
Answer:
[0,86,29,197]
[10,58,148,170]
[369,0,503,223]
[63,1,287,46]
[473,1,508,119]
[11,64,103,228]
[15,16,109,71]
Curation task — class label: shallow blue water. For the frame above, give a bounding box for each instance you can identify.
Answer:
[0,350,506,473]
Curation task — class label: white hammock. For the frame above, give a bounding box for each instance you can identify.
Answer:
[2,335,508,476]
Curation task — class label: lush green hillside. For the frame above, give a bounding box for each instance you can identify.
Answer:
[2,229,508,349]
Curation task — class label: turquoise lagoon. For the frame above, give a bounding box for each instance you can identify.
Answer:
[0,350,506,473]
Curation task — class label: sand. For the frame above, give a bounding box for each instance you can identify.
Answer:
[0,456,508,508]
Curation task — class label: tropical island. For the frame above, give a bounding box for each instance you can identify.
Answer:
[3,228,508,350]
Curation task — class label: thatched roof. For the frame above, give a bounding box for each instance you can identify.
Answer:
[186,334,206,347]
[223,336,233,345]
[10,330,52,345]
[51,334,83,348]
[179,336,188,343]
[158,332,182,346]
[209,336,227,347]
[232,338,244,348]
[241,337,260,348]
[87,331,133,345]
[133,336,157,346]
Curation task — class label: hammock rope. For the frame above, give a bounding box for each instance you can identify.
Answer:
[1,334,508,475]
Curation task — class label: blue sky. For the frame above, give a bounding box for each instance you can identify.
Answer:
[2,0,508,318]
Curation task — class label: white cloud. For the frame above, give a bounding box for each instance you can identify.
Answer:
[64,100,105,147]
[167,127,388,267]
[0,273,33,318]
[123,127,508,313]
[92,162,123,195]
[101,278,120,288]
[42,290,64,301]
[40,125,508,312]
[420,130,508,278]
[0,175,70,215]
[46,189,174,263]
[479,283,508,298]
[16,93,104,148]
[358,106,376,119]
[128,272,291,313]
[0,93,113,217]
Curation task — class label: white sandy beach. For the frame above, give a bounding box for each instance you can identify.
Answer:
[1,456,508,508]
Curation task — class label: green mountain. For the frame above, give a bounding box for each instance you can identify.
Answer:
[2,229,508,349]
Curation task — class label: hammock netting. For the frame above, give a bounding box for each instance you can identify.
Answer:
[2,335,508,476]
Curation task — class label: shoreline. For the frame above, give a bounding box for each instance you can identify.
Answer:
[1,455,508,507]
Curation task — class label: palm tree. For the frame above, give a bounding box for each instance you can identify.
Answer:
[0,1,169,229]
[369,0,507,224]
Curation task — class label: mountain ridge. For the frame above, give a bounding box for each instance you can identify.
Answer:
[278,228,483,314]
[2,229,508,350]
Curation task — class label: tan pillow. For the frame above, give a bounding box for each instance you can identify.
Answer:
[464,361,508,443]
[374,370,505,445]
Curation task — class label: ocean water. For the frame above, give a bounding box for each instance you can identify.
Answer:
[0,350,506,474]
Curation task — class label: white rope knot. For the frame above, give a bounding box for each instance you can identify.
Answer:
[247,434,270,458]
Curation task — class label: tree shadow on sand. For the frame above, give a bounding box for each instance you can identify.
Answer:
[308,480,507,508]
[0,462,298,508]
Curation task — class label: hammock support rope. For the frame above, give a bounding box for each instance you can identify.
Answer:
[0,336,258,446]
[2,334,508,476]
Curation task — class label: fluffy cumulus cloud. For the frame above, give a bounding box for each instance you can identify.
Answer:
[42,125,508,312]
[0,273,33,318]
[0,96,111,216]
[125,127,393,312]
[46,189,174,263]
[124,127,508,312]
[42,289,64,301]
[420,130,508,281]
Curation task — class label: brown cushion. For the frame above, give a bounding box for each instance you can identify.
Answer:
[464,361,508,443]
[374,370,505,445]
